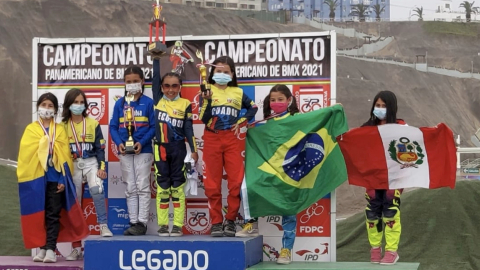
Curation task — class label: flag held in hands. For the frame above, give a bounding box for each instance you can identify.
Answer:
[338,123,457,190]
[241,105,349,219]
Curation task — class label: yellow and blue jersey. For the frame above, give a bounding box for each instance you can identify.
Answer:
[199,85,258,130]
[109,95,156,154]
[64,117,106,170]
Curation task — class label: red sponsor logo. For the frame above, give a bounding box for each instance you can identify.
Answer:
[293,85,330,113]
[82,198,108,235]
[183,199,211,235]
[296,199,330,237]
[84,89,108,125]
[296,243,329,261]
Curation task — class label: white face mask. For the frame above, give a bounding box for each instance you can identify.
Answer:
[38,107,55,120]
[126,83,142,95]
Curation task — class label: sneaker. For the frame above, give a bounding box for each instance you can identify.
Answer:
[65,249,82,261]
[100,224,113,237]
[123,223,137,235]
[43,249,56,263]
[370,247,382,264]
[33,249,46,262]
[277,248,291,265]
[235,221,259,237]
[380,251,399,265]
[129,223,147,235]
[170,225,183,237]
[210,223,223,237]
[158,225,170,237]
[223,219,236,237]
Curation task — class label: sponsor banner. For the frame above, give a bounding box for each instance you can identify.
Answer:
[84,88,108,125]
[82,198,109,235]
[262,236,283,262]
[107,162,127,198]
[107,198,130,235]
[258,216,284,237]
[293,85,331,113]
[293,237,331,262]
[183,199,211,235]
[296,198,331,237]
[37,37,330,83]
[84,235,263,270]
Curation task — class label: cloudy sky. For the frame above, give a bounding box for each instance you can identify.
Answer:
[390,0,468,20]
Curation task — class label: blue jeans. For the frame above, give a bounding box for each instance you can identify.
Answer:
[282,215,297,250]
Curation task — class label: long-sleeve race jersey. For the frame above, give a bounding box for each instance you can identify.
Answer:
[64,117,106,170]
[199,85,258,131]
[109,95,156,154]
[152,59,196,152]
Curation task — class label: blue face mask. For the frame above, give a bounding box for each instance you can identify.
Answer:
[373,108,387,120]
[212,73,232,85]
[70,104,85,115]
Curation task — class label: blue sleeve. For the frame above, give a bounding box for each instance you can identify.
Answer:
[199,96,213,125]
[241,93,258,121]
[139,98,156,147]
[94,123,106,170]
[109,100,123,147]
[183,104,197,153]
[152,59,163,104]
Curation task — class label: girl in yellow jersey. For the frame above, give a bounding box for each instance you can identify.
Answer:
[152,59,198,237]
[61,88,112,261]
[199,56,258,237]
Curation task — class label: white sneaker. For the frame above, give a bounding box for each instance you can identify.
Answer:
[276,248,292,265]
[33,249,46,262]
[43,249,57,263]
[100,224,113,237]
[65,249,82,261]
[235,222,259,237]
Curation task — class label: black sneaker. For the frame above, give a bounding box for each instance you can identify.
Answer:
[129,223,147,236]
[157,225,169,237]
[210,223,223,237]
[170,225,183,237]
[223,219,236,237]
[123,223,137,235]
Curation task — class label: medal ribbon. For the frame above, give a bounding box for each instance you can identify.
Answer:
[38,118,56,156]
[70,117,86,159]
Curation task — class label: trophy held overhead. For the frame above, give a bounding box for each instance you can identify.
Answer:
[148,0,168,59]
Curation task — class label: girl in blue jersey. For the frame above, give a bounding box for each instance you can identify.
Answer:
[109,66,156,236]
[236,84,299,265]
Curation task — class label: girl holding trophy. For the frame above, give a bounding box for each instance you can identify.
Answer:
[61,88,113,261]
[109,66,156,236]
[151,59,198,237]
[198,56,258,237]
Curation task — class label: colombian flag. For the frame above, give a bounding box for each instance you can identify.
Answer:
[241,105,349,219]
[17,121,89,249]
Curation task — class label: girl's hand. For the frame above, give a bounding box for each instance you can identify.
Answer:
[56,184,65,193]
[97,169,107,179]
[191,152,199,164]
[201,90,212,100]
[118,143,126,155]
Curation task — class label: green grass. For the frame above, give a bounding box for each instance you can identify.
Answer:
[337,181,480,270]
[0,165,30,256]
[422,21,478,37]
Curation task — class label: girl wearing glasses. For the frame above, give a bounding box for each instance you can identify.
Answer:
[151,59,197,236]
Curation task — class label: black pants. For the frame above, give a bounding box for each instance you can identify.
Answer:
[154,141,187,189]
[41,182,64,251]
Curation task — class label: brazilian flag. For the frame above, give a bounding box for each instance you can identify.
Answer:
[241,105,348,219]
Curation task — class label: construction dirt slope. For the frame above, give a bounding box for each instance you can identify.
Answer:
[1,0,480,217]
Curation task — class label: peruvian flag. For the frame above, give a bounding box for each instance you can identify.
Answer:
[337,123,457,189]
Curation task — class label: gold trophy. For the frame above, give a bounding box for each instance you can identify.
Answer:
[148,0,168,58]
[196,50,210,94]
[124,94,136,154]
